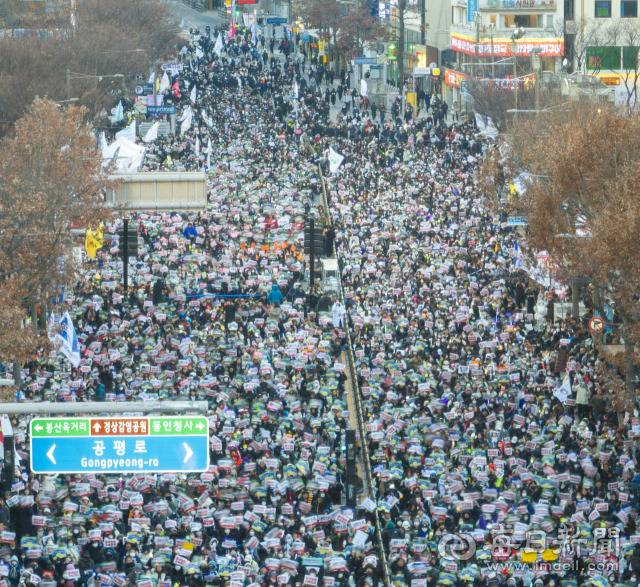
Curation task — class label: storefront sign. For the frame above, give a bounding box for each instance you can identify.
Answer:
[450,33,564,57]
[444,68,468,89]
[480,0,556,9]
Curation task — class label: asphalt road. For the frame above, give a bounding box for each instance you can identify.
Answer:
[164,0,227,29]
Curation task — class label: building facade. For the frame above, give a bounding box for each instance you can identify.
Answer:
[565,0,640,105]
[445,0,565,105]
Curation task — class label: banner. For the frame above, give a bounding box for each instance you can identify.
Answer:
[450,33,564,57]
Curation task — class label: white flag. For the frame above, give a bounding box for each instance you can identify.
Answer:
[148,70,156,85]
[206,137,212,170]
[195,135,200,156]
[328,147,344,174]
[293,81,299,99]
[214,34,223,56]
[180,107,193,135]
[360,78,368,97]
[53,312,80,368]
[159,72,171,94]
[180,17,185,29]
[116,120,136,143]
[142,121,159,143]
[109,100,124,124]
[195,46,204,60]
[553,374,572,404]
[190,85,197,104]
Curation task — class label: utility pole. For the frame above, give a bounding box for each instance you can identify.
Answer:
[475,12,481,79]
[122,218,129,293]
[398,0,407,112]
[309,217,315,293]
[66,68,71,100]
[420,0,426,46]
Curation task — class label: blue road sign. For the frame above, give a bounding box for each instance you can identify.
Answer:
[30,416,209,474]
[354,57,379,66]
[266,16,288,25]
[147,105,176,117]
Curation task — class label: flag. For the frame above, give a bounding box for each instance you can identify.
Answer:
[293,81,299,99]
[97,131,107,152]
[179,17,185,28]
[180,107,193,135]
[53,312,80,368]
[195,47,204,60]
[172,80,181,98]
[328,147,344,174]
[228,21,236,40]
[553,374,572,404]
[109,100,124,124]
[143,121,159,143]
[148,70,156,85]
[195,135,200,156]
[84,222,104,260]
[214,34,223,56]
[159,72,171,94]
[190,85,197,104]
[116,120,136,142]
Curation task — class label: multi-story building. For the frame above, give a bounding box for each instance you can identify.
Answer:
[565,0,640,105]
[444,0,565,104]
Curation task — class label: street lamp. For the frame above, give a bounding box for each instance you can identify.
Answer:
[511,26,526,120]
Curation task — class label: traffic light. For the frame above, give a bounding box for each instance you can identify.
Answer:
[121,223,138,258]
[1,417,14,491]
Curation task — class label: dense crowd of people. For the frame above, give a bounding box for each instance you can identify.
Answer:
[2,19,639,587]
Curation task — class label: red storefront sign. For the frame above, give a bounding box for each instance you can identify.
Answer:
[450,33,564,57]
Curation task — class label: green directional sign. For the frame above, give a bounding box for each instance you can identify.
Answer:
[31,418,90,437]
[30,416,209,474]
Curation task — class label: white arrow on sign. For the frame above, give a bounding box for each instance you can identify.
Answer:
[182,442,193,464]
[46,444,56,465]
[195,422,205,431]
[34,424,43,432]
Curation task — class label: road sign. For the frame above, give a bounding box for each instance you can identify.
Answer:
[589,316,604,334]
[161,62,184,73]
[266,16,288,25]
[134,85,144,96]
[507,216,528,226]
[354,57,378,66]
[30,416,209,474]
[146,105,176,117]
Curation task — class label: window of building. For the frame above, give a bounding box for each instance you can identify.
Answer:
[621,0,638,17]
[595,0,612,17]
[623,46,639,68]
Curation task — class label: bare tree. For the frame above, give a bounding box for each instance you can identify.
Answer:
[0,99,112,331]
[0,0,180,133]
[566,18,604,73]
[506,103,640,389]
[604,19,640,110]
